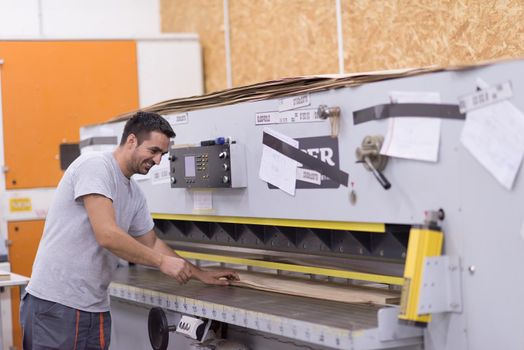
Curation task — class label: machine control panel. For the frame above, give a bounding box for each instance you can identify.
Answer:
[169,143,247,188]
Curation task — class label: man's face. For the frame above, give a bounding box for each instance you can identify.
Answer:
[129,131,170,175]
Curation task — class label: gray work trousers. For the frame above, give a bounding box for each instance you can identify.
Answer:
[20,293,111,350]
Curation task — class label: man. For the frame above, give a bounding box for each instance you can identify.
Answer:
[21,111,238,349]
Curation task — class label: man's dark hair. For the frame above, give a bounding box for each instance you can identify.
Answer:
[120,111,175,146]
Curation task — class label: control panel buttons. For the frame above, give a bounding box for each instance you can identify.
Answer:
[169,144,245,189]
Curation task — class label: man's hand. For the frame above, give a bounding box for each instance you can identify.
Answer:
[194,269,240,286]
[159,255,192,284]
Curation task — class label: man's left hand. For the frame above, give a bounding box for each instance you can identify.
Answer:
[194,269,240,286]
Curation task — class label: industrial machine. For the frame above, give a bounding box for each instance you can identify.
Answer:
[80,58,524,350]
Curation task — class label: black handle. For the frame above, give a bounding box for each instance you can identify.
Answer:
[364,156,391,190]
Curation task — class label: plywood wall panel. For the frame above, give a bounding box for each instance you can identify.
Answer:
[160,1,524,89]
[161,0,227,93]
[343,0,524,73]
[446,0,524,64]
[229,0,339,87]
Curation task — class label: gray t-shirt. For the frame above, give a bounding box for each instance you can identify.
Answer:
[27,151,154,312]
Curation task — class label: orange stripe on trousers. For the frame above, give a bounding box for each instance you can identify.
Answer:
[74,310,80,350]
[99,313,105,349]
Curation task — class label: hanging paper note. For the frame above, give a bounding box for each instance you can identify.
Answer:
[380,91,441,162]
[461,101,524,190]
[259,128,299,196]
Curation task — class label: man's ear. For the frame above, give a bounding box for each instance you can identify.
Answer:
[125,133,138,148]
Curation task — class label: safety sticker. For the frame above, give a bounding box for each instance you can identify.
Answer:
[166,112,189,125]
[458,81,513,113]
[9,198,32,212]
[255,109,322,125]
[278,94,310,112]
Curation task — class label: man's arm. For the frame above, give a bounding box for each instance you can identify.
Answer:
[136,230,239,286]
[83,194,192,284]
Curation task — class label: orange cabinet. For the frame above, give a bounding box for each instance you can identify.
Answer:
[0,41,139,189]
[1,40,140,349]
[7,220,45,350]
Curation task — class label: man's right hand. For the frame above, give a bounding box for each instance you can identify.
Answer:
[159,255,192,284]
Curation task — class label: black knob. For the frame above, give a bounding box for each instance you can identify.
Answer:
[148,308,177,350]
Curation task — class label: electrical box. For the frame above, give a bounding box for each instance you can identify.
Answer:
[169,143,247,188]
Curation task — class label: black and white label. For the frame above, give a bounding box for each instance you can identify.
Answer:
[166,112,189,125]
[150,155,171,185]
[278,94,310,111]
[150,166,170,184]
[458,81,513,113]
[268,135,341,189]
[255,108,322,125]
[296,168,321,185]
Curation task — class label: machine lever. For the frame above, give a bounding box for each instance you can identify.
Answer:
[356,135,391,190]
[363,156,391,190]
[317,104,341,137]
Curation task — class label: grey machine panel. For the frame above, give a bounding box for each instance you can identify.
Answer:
[82,59,524,350]
[82,61,521,225]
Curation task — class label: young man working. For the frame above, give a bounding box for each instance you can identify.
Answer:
[21,111,238,349]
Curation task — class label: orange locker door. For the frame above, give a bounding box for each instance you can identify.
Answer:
[0,40,139,189]
[8,220,45,350]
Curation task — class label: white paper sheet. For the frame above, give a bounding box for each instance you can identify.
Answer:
[258,128,299,195]
[193,190,213,211]
[380,91,441,162]
[461,101,524,190]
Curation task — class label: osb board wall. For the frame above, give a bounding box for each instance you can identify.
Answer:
[161,0,524,91]
[161,0,227,93]
[228,0,339,87]
[343,0,524,73]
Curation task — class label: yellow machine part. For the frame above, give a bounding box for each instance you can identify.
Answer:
[152,213,386,232]
[398,226,443,326]
[177,251,404,285]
